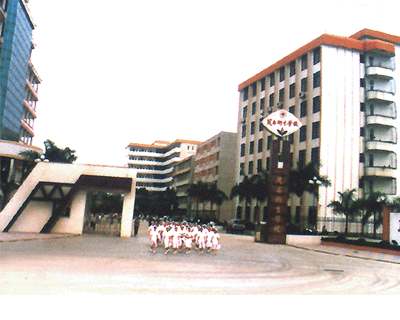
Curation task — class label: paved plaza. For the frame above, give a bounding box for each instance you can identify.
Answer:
[1,223,400,295]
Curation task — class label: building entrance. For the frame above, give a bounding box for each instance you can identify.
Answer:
[83,191,125,236]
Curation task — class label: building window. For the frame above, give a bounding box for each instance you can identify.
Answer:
[313,96,321,113]
[269,73,275,87]
[242,87,248,101]
[252,102,256,115]
[360,78,366,88]
[279,67,285,82]
[249,141,254,154]
[257,159,262,172]
[279,88,284,102]
[269,93,274,107]
[301,54,307,70]
[360,54,365,63]
[289,61,296,77]
[289,83,295,99]
[260,78,265,92]
[360,127,365,137]
[313,47,321,65]
[240,163,245,176]
[259,121,263,132]
[301,77,307,92]
[240,143,245,157]
[250,121,255,135]
[300,101,307,118]
[242,106,248,119]
[251,82,257,97]
[258,138,263,153]
[242,124,246,138]
[266,157,270,171]
[299,125,307,142]
[360,153,365,163]
[313,71,321,88]
[312,121,320,139]
[260,98,265,111]
[289,105,295,115]
[360,103,365,112]
[248,161,254,175]
[298,150,306,167]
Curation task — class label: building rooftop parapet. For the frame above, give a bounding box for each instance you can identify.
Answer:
[238,29,397,91]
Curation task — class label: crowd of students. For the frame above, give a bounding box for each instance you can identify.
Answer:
[148,220,221,255]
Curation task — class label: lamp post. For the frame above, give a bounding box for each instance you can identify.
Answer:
[308,176,322,231]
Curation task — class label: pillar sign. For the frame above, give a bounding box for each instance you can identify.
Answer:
[262,110,302,244]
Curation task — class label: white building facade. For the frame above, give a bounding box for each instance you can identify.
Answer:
[126,140,201,191]
[236,29,400,234]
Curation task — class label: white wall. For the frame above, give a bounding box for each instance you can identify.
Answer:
[319,45,362,219]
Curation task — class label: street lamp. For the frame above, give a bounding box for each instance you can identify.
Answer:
[308,177,322,231]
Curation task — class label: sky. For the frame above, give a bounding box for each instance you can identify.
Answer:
[27,0,400,166]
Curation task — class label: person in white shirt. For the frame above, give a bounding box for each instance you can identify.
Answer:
[183,227,194,254]
[211,227,221,254]
[196,226,207,254]
[149,222,159,253]
[163,225,173,254]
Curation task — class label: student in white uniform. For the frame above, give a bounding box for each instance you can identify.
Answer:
[149,222,159,253]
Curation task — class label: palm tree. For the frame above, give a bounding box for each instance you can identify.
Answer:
[328,189,362,235]
[186,181,209,217]
[230,175,253,219]
[208,183,228,220]
[249,170,269,222]
[359,191,387,238]
[289,161,331,230]
[289,161,331,198]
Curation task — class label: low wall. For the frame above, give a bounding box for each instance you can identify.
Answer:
[286,235,322,246]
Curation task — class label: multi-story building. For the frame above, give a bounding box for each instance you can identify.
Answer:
[193,131,237,223]
[236,28,400,233]
[171,155,195,217]
[0,0,42,205]
[0,0,40,145]
[126,139,201,191]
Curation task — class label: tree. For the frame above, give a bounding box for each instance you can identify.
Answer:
[230,175,253,219]
[359,191,387,238]
[43,139,77,163]
[328,189,362,235]
[289,161,331,230]
[186,181,209,216]
[289,161,331,198]
[208,183,228,221]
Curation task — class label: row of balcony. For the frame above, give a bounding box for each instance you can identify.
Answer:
[128,156,180,166]
[128,147,181,158]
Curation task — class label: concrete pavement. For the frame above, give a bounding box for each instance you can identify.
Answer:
[1,230,400,264]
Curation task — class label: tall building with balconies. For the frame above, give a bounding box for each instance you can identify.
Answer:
[0,0,40,145]
[126,139,201,191]
[236,29,400,234]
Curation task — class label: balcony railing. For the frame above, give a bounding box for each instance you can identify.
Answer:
[365,66,394,79]
[366,140,397,153]
[366,115,396,127]
[366,90,395,103]
[365,166,396,178]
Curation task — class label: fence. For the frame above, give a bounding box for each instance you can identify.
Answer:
[317,217,382,239]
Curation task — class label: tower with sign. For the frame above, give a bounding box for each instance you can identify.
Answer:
[262,110,302,244]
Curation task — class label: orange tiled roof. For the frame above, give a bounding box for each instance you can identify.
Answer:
[238,29,397,91]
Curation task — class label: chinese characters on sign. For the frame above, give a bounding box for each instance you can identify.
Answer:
[261,110,302,244]
[262,109,302,138]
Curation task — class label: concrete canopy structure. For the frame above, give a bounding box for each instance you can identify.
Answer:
[0,162,137,237]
